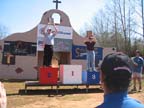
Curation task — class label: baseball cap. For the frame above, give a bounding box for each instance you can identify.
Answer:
[101,53,132,77]
[136,50,140,53]
[101,53,132,91]
[47,26,52,30]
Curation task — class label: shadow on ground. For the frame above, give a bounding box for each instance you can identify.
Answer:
[18,88,103,96]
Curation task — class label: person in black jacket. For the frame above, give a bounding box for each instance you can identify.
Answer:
[84,31,97,71]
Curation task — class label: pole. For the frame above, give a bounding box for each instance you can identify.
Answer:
[142,0,144,54]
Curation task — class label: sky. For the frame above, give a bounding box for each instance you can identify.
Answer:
[0,0,105,36]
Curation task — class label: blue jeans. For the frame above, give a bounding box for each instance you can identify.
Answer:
[87,50,96,71]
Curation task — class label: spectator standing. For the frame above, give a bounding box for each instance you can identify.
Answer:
[96,53,144,108]
[131,50,144,92]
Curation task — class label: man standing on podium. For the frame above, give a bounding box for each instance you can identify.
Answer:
[84,31,97,71]
[41,18,58,67]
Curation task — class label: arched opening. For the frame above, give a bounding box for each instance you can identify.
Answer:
[52,13,61,24]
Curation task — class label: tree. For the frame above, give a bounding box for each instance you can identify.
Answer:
[107,0,136,54]
[79,0,144,56]
[0,25,9,40]
[80,0,138,54]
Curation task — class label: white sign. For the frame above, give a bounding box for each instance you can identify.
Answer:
[37,24,73,51]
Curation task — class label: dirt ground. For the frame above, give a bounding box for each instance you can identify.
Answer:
[4,82,144,108]
[10,92,144,108]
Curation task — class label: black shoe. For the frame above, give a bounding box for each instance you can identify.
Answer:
[131,88,137,91]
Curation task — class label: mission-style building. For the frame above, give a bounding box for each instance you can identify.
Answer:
[0,3,116,80]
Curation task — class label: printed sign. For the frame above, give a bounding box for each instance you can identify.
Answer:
[2,52,15,65]
[54,38,72,52]
[94,47,103,60]
[72,45,87,60]
[72,45,103,60]
[37,24,73,51]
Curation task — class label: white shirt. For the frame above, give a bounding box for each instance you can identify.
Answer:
[44,33,55,45]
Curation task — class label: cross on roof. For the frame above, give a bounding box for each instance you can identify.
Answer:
[53,0,61,9]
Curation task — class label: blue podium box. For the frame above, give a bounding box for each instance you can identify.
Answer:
[82,71,100,84]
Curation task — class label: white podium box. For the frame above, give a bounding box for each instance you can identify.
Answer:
[60,65,82,84]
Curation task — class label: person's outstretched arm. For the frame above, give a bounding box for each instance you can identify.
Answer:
[41,25,47,36]
[52,23,58,36]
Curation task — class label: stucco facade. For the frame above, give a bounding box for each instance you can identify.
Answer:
[0,9,116,80]
[0,9,88,80]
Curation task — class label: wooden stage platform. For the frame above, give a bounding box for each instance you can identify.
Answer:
[25,81,100,94]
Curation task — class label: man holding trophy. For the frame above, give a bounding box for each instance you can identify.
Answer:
[84,31,97,71]
[41,18,58,66]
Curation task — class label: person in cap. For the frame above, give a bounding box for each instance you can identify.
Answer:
[84,31,97,71]
[131,50,144,92]
[96,53,144,108]
[41,22,57,66]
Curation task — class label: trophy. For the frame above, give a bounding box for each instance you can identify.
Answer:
[48,17,54,24]
[87,31,92,37]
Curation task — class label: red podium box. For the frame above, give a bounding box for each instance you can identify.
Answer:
[39,67,58,84]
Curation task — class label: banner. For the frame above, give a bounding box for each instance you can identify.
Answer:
[94,47,103,60]
[72,45,103,60]
[54,38,72,52]
[72,45,87,60]
[37,24,73,51]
